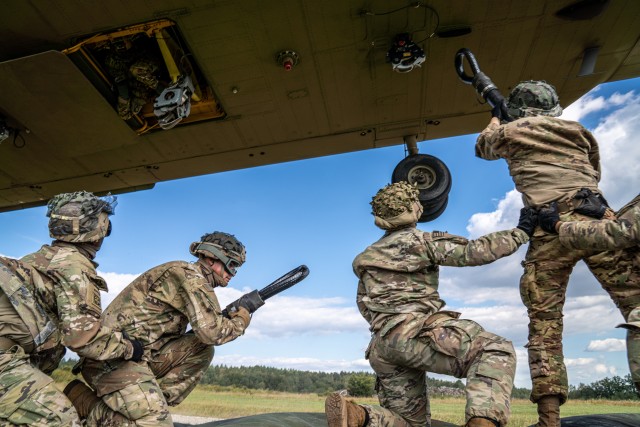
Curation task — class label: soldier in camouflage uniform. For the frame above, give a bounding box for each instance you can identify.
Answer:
[103,37,166,120]
[0,191,142,427]
[64,231,252,426]
[475,80,638,426]
[537,194,640,395]
[325,182,537,427]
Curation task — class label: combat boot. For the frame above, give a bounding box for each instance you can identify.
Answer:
[63,379,101,419]
[325,391,368,427]
[465,417,499,427]
[535,395,561,427]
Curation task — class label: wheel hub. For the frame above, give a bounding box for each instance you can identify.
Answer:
[407,165,436,190]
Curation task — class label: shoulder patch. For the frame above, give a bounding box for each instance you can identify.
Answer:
[432,231,448,238]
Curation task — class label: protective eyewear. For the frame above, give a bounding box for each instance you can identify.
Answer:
[195,242,242,276]
[223,258,241,276]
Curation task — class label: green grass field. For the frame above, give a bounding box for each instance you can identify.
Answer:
[170,385,640,427]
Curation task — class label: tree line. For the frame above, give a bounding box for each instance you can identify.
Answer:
[53,359,637,400]
[568,374,638,400]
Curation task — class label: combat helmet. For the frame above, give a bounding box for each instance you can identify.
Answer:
[47,191,117,243]
[507,80,563,119]
[370,181,423,230]
[190,232,246,276]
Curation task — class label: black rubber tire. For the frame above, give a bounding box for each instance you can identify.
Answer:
[529,413,640,426]
[418,196,448,222]
[392,154,452,203]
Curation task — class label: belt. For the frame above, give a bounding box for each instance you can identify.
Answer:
[0,336,18,352]
[555,198,574,214]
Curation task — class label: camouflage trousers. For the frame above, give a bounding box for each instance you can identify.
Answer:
[81,333,213,427]
[364,314,516,427]
[521,214,640,403]
[0,345,81,427]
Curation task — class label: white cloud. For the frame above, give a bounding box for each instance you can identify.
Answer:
[592,92,640,208]
[586,338,626,352]
[466,189,523,238]
[561,94,607,122]
[561,90,635,122]
[564,294,624,335]
[565,358,618,383]
[450,305,529,345]
[566,357,596,367]
[245,295,368,339]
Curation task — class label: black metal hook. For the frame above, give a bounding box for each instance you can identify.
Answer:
[454,48,481,84]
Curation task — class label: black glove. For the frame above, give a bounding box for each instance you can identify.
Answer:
[223,289,265,318]
[471,72,513,122]
[573,188,609,219]
[491,103,503,119]
[538,202,560,234]
[516,207,538,237]
[128,339,144,362]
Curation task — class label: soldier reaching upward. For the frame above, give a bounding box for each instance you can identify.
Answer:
[0,191,141,426]
[64,231,251,426]
[475,80,640,426]
[325,181,537,427]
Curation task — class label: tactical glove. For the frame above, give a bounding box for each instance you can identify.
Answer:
[516,207,538,237]
[229,306,251,328]
[538,202,560,234]
[472,72,512,122]
[223,289,264,317]
[127,338,144,362]
[573,188,609,219]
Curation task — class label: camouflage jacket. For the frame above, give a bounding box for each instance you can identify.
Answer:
[559,194,640,251]
[353,226,528,334]
[90,261,247,356]
[0,242,131,360]
[476,116,602,208]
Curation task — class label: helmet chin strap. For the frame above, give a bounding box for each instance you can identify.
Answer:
[197,258,227,287]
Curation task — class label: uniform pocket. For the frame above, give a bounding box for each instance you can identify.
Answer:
[519,262,535,307]
[475,333,516,380]
[79,274,103,318]
[526,345,551,378]
[105,383,153,420]
[422,319,480,359]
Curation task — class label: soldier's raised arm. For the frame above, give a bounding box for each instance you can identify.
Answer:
[429,208,534,267]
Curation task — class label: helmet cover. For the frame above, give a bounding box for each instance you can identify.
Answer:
[371,182,423,230]
[189,231,246,276]
[47,191,117,242]
[507,80,563,118]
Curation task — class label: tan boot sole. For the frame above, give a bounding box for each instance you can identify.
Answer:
[325,392,348,427]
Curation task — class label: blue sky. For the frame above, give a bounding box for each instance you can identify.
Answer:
[1,77,639,389]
